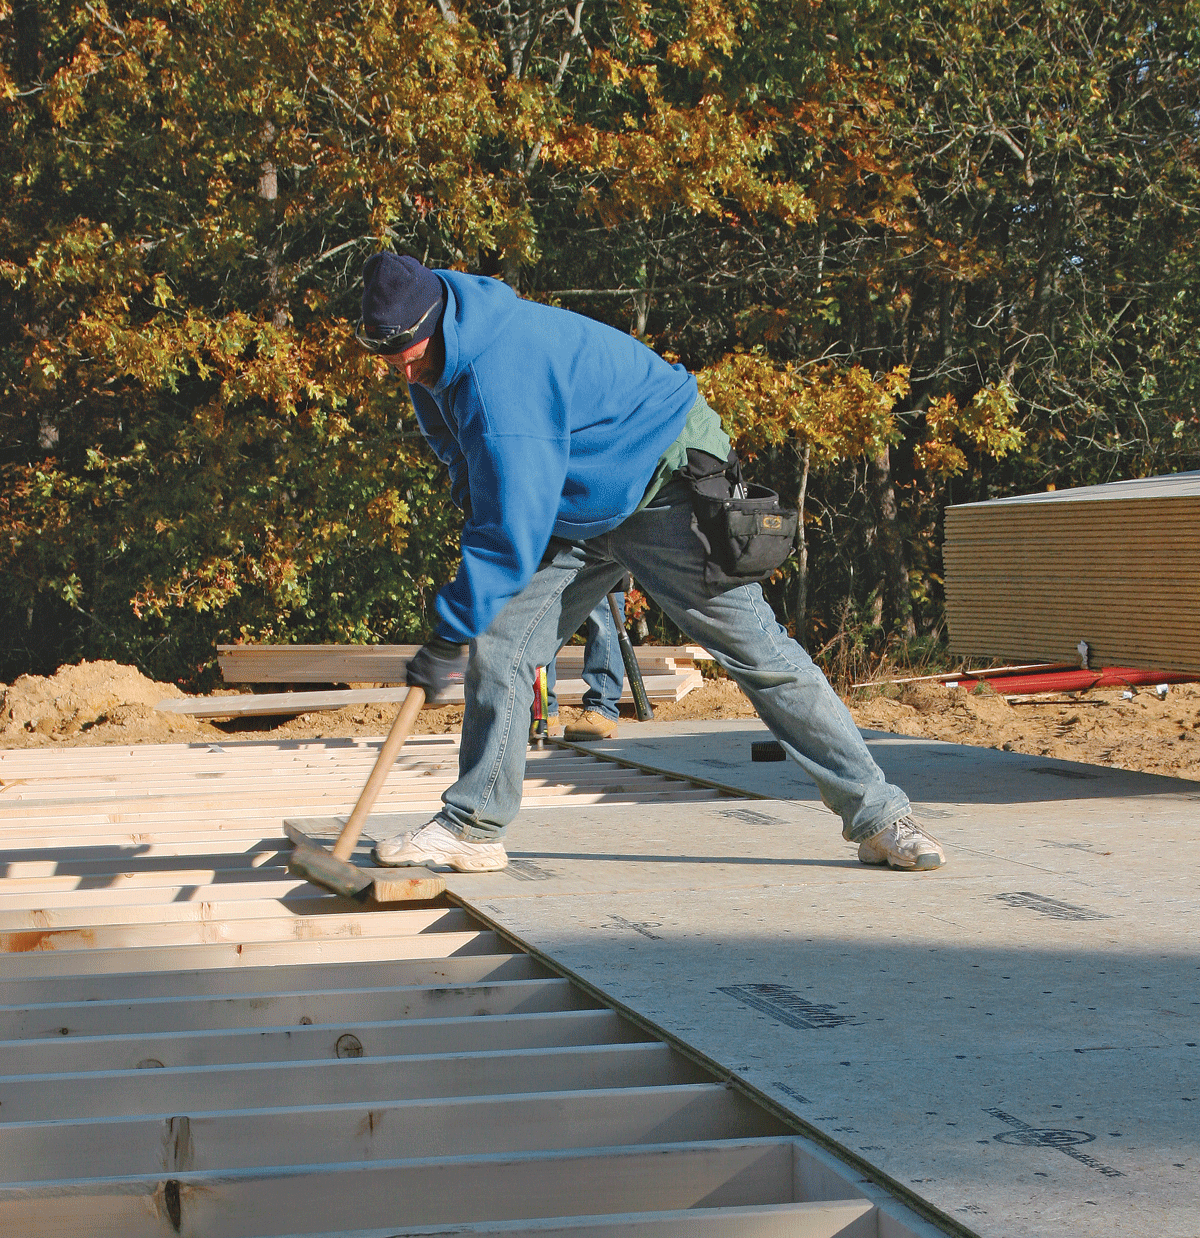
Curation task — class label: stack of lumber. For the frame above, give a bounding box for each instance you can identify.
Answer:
[0,735,897,1237]
[944,471,1200,673]
[158,643,710,719]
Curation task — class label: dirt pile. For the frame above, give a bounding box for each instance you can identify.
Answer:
[2,660,1198,783]
[0,662,209,746]
[850,679,1200,780]
[0,661,470,747]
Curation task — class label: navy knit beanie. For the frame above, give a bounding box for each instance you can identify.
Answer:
[360,253,444,347]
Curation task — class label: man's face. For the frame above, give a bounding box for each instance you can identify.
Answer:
[385,334,441,388]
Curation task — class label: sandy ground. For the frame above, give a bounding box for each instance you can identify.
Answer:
[2,660,1199,783]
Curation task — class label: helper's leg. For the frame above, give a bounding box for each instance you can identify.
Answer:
[564,592,625,741]
[610,487,913,845]
[580,592,625,719]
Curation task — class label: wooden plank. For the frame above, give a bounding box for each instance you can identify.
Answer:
[0,742,449,775]
[0,928,506,978]
[0,788,718,832]
[0,779,627,827]
[159,686,424,715]
[0,844,291,878]
[0,780,646,821]
[274,1202,879,1238]
[0,1042,703,1121]
[214,644,710,684]
[0,752,608,796]
[0,1084,784,1178]
[213,643,714,658]
[947,522,1200,535]
[0,907,481,953]
[157,673,703,718]
[0,783,722,830]
[0,766,696,818]
[0,769,621,811]
[0,735,584,780]
[0,1138,797,1237]
[0,1008,646,1073]
[0,876,319,911]
[0,975,585,1038]
[0,865,300,895]
[0,949,548,1005]
[0,893,370,931]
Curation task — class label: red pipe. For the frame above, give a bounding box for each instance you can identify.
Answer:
[965,667,1198,695]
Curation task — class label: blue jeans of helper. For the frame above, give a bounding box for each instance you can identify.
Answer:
[543,592,625,722]
[438,482,911,844]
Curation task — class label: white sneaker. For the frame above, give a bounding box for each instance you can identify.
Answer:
[373,821,508,872]
[858,816,946,870]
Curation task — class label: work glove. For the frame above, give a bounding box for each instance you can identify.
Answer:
[406,635,469,705]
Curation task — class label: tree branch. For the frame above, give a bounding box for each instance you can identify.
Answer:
[306,67,373,128]
[84,2,126,39]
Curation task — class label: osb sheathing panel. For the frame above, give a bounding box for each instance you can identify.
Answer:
[944,495,1200,671]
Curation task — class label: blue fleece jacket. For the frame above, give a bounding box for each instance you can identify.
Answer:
[406,272,697,644]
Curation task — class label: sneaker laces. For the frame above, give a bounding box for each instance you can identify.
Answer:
[891,816,939,852]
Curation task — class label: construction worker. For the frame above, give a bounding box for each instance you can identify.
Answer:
[356,253,945,874]
[537,592,626,742]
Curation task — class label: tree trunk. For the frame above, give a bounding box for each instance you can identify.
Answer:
[259,123,288,327]
[793,442,811,640]
[14,0,40,86]
[868,445,915,640]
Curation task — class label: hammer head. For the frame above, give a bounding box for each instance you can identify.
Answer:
[287,843,374,900]
[287,842,448,903]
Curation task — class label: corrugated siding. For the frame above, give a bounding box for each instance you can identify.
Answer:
[951,469,1200,507]
[944,494,1200,672]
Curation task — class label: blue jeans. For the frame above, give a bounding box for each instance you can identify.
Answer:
[543,593,625,721]
[440,481,910,844]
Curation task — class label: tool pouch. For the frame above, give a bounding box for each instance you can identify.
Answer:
[679,448,798,590]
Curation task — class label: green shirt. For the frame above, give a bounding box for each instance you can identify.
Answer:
[635,393,731,511]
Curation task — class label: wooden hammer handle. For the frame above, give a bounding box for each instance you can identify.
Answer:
[332,685,426,861]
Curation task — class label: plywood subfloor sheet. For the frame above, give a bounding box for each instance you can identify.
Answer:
[445,720,1200,1238]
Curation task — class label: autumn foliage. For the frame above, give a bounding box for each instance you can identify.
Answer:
[1,0,1196,684]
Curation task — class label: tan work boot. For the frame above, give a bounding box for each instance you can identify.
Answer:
[564,709,619,741]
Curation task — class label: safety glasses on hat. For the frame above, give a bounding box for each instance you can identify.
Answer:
[354,298,441,355]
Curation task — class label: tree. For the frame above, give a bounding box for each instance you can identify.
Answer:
[1,0,1194,686]
[0,0,511,680]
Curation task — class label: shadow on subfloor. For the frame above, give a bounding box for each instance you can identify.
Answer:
[590,726,1200,806]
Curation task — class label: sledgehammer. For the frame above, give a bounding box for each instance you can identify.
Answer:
[286,686,445,902]
[609,587,653,722]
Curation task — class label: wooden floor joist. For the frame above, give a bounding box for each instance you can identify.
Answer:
[0,733,934,1237]
[1,1007,646,1073]
[214,642,711,683]
[157,672,705,717]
